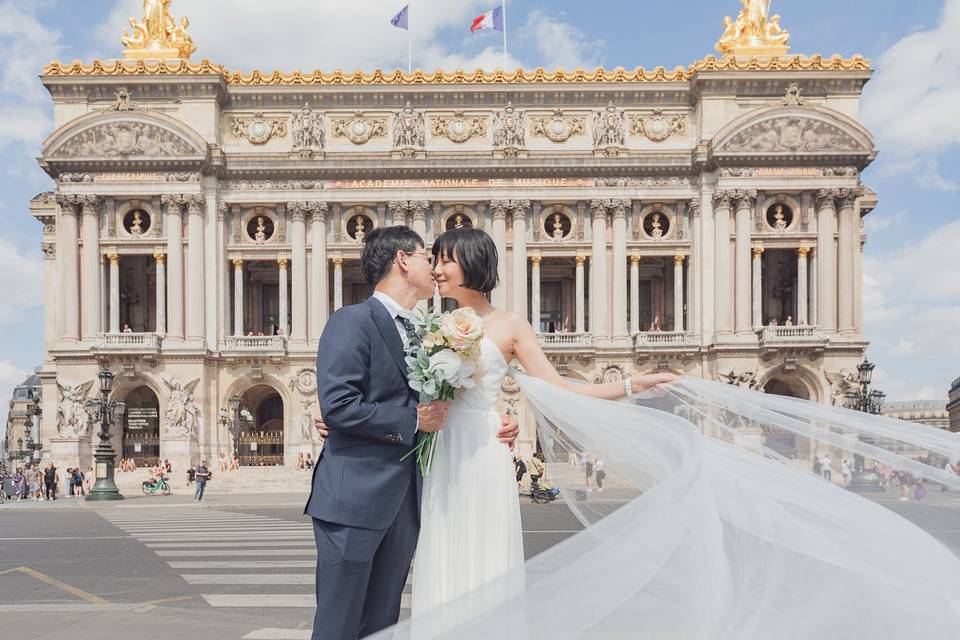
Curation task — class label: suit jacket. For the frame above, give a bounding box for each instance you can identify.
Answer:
[305,297,421,530]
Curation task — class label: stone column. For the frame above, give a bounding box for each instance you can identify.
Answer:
[511,201,530,317]
[673,254,685,332]
[289,203,308,345]
[56,196,81,342]
[278,258,289,336]
[309,203,329,341]
[232,259,244,336]
[530,255,541,330]
[686,199,702,335]
[411,202,429,239]
[186,195,205,342]
[162,195,186,339]
[80,196,102,340]
[154,252,166,335]
[630,255,640,334]
[734,190,757,335]
[611,201,629,338]
[698,185,716,346]
[100,255,108,334]
[589,200,610,338]
[490,201,508,309]
[797,247,810,325]
[837,188,862,334]
[809,248,818,326]
[815,189,838,332]
[388,201,407,227]
[41,241,57,349]
[575,255,585,334]
[752,247,764,329]
[108,254,120,333]
[333,258,343,311]
[712,191,734,336]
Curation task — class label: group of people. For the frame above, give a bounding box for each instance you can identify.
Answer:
[513,452,546,491]
[216,451,241,472]
[118,457,140,472]
[3,462,78,501]
[296,451,315,470]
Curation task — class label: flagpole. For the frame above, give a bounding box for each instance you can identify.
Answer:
[502,0,508,70]
[408,8,412,74]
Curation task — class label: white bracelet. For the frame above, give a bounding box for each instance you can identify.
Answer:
[624,378,635,399]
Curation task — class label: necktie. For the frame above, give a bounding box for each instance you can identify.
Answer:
[396,313,419,351]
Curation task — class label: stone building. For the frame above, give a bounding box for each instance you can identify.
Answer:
[3,372,42,470]
[882,400,950,431]
[948,378,960,433]
[29,3,879,473]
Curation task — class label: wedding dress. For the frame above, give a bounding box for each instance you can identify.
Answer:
[411,336,524,613]
[374,372,960,639]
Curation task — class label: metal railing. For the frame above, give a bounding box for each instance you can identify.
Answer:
[94,333,162,350]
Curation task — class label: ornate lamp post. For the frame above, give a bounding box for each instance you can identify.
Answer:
[16,438,24,465]
[227,395,242,460]
[84,368,126,501]
[844,358,886,491]
[25,388,42,465]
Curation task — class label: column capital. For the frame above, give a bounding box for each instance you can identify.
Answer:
[277,257,289,269]
[41,241,55,258]
[160,194,188,213]
[489,200,509,219]
[630,255,640,265]
[673,253,685,266]
[836,187,865,209]
[752,246,765,258]
[332,257,343,267]
[575,255,586,266]
[232,258,244,270]
[712,189,736,209]
[687,198,702,217]
[154,251,166,263]
[108,253,120,265]
[287,201,309,221]
[797,246,810,256]
[80,195,101,216]
[217,202,229,221]
[55,194,82,214]
[732,189,757,211]
[530,255,542,266]
[507,200,531,221]
[410,200,430,216]
[309,201,329,222]
[815,188,841,210]
[186,195,205,214]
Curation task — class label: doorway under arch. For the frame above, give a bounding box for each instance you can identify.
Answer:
[121,385,161,468]
[237,385,285,466]
[761,375,811,458]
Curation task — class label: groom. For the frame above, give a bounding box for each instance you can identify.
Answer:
[306,225,519,639]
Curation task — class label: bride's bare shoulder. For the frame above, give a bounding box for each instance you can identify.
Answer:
[482,309,529,335]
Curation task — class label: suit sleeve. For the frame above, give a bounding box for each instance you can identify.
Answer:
[316,309,418,446]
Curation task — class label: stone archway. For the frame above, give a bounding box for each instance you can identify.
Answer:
[237,384,286,466]
[119,385,161,468]
[761,374,812,459]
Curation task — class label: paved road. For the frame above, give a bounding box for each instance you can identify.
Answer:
[0,489,957,639]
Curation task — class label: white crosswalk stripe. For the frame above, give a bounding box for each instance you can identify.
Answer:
[100,508,413,616]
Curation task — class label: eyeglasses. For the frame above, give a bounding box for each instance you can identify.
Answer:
[397,251,434,267]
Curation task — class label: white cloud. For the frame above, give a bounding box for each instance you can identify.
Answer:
[0,235,43,325]
[861,0,960,160]
[913,159,959,192]
[99,0,542,73]
[863,210,906,233]
[863,219,960,400]
[523,9,605,70]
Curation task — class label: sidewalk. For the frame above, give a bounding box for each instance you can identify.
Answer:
[0,492,310,511]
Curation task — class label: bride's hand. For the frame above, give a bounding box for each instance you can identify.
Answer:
[630,372,681,393]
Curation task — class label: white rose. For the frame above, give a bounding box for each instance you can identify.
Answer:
[439,307,484,350]
[428,349,462,383]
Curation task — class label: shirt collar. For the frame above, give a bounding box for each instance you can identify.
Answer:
[372,291,407,318]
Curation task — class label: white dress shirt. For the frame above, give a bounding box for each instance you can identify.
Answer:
[372,291,412,348]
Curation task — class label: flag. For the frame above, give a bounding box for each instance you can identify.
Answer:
[391,5,409,30]
[470,5,504,32]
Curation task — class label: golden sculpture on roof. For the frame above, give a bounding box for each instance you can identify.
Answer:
[121,0,196,60]
[716,0,790,56]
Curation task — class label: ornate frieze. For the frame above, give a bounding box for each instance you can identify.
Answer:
[56,380,94,437]
[51,122,196,158]
[161,377,202,439]
[59,171,201,183]
[111,87,138,111]
[723,117,863,152]
[629,109,687,142]
[393,102,425,149]
[530,110,585,143]
[718,167,858,177]
[331,112,387,145]
[292,104,325,154]
[592,176,691,188]
[230,113,288,144]
[592,102,626,149]
[224,179,325,191]
[430,112,488,143]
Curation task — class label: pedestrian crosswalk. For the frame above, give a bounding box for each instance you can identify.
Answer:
[100,509,413,617]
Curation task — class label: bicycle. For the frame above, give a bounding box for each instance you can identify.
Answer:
[141,475,171,496]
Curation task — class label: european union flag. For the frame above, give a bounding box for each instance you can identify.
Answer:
[391,5,409,30]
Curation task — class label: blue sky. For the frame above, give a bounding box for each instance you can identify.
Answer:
[0,0,957,426]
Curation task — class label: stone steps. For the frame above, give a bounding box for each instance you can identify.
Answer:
[115,467,313,495]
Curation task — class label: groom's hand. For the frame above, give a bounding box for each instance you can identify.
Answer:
[498,413,519,451]
[417,401,450,433]
[313,417,329,439]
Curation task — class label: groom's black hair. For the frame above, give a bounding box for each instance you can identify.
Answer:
[432,228,499,294]
[361,225,425,286]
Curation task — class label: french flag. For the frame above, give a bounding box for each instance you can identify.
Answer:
[470,5,504,32]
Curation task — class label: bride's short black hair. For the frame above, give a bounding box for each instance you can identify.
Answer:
[431,228,499,294]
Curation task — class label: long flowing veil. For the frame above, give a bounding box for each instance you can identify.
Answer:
[372,374,960,639]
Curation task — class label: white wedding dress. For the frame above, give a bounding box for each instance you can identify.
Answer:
[411,337,524,614]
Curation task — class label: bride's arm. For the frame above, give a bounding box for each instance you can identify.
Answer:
[508,313,679,399]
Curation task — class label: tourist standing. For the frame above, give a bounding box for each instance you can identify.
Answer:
[218,451,227,472]
[529,453,545,486]
[514,455,527,491]
[194,460,211,502]
[840,459,852,486]
[584,455,594,491]
[43,462,59,501]
[304,453,314,470]
[821,456,832,482]
[595,458,606,493]
[72,467,85,497]
[85,466,93,494]
[13,468,26,501]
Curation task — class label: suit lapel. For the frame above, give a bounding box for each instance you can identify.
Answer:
[367,297,409,380]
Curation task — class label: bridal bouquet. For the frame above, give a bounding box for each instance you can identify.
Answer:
[401,306,484,476]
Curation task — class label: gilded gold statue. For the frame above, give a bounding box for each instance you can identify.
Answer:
[122,0,196,60]
[716,0,790,56]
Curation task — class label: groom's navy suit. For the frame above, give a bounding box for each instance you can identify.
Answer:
[306,296,421,639]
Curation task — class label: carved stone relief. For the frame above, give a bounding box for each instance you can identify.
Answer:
[331,112,388,145]
[430,112,488,143]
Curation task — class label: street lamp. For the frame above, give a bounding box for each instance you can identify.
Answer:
[227,395,242,459]
[84,367,126,501]
[25,388,41,464]
[845,358,886,491]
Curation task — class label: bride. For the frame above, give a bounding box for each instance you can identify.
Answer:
[411,227,678,613]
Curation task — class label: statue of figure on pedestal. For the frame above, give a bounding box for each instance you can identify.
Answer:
[354,217,366,243]
[254,216,267,243]
[651,213,664,238]
[57,381,94,437]
[162,377,201,438]
[552,213,565,240]
[716,0,790,55]
[122,0,196,60]
[773,204,787,230]
[130,211,144,236]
